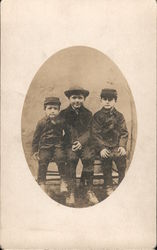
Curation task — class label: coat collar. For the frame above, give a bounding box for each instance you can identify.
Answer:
[45,115,58,125]
[101,107,117,115]
[67,105,85,113]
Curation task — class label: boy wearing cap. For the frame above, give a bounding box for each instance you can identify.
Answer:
[92,88,128,195]
[32,97,66,192]
[60,86,98,206]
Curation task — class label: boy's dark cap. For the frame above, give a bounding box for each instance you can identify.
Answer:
[64,86,89,98]
[101,88,118,98]
[44,97,61,106]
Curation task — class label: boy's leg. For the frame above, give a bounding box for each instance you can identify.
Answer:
[81,146,98,204]
[81,146,95,188]
[66,147,79,205]
[114,156,127,185]
[101,157,113,196]
[38,148,53,185]
[54,146,67,193]
[54,146,66,178]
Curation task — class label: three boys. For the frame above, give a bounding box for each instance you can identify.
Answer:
[32,86,128,204]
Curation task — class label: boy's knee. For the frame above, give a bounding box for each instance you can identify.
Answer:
[54,149,66,163]
[82,148,95,163]
[67,150,78,162]
[82,156,93,163]
[116,156,126,167]
[39,150,51,162]
[39,153,50,163]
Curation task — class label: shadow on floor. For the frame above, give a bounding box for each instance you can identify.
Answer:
[41,178,118,208]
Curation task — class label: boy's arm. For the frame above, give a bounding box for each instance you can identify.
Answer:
[118,114,128,148]
[32,121,43,154]
[92,115,106,150]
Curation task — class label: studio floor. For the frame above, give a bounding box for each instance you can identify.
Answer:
[38,161,119,208]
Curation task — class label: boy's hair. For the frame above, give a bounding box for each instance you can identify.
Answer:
[100,88,118,101]
[44,97,61,110]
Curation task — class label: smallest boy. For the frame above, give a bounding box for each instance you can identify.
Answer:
[92,88,128,195]
[32,97,66,191]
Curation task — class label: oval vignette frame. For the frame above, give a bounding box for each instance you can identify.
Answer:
[21,46,137,208]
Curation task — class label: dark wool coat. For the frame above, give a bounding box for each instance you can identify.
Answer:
[59,105,93,146]
[32,116,64,154]
[92,107,128,151]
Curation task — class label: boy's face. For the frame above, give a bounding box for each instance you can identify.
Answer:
[45,104,60,118]
[101,97,116,109]
[69,94,85,109]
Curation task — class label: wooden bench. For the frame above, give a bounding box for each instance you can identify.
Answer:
[46,157,119,187]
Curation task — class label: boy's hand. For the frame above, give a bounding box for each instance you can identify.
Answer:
[72,141,82,151]
[100,148,110,158]
[32,152,40,160]
[118,147,126,156]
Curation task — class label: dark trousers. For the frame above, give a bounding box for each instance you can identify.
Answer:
[102,154,126,187]
[38,147,66,184]
[66,145,95,191]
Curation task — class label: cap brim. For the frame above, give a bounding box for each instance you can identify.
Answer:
[44,101,61,105]
[64,90,89,97]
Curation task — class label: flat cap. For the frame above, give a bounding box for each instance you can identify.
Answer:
[64,86,89,98]
[44,97,61,106]
[100,88,117,99]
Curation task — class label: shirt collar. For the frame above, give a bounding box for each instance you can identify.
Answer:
[69,105,84,114]
[45,116,57,124]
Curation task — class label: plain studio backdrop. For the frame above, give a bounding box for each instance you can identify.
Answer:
[1,0,156,249]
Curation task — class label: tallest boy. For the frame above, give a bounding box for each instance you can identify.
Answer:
[60,86,98,206]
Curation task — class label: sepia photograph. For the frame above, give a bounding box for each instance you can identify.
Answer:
[1,0,156,248]
[22,46,137,208]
